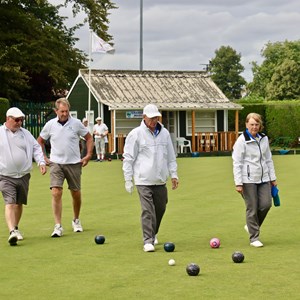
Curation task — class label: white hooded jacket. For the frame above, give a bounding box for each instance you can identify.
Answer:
[232,131,276,186]
[122,120,178,185]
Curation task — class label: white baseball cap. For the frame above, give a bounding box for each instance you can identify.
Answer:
[95,117,102,121]
[82,118,88,122]
[6,107,25,118]
[143,104,161,118]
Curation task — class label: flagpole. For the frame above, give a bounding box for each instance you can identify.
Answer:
[88,29,92,113]
[88,31,114,127]
[140,0,143,71]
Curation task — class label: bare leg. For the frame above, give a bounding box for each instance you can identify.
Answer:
[51,187,63,224]
[5,204,23,231]
[71,190,81,220]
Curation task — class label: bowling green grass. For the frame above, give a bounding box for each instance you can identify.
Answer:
[1,155,300,300]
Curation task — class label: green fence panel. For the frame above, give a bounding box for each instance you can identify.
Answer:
[11,101,55,138]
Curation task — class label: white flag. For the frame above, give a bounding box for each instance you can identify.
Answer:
[92,32,115,53]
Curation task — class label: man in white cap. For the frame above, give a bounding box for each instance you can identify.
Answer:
[122,104,179,252]
[93,117,109,162]
[0,107,47,246]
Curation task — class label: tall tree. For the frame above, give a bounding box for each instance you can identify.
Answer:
[209,45,246,100]
[249,40,300,100]
[64,0,117,42]
[0,0,116,102]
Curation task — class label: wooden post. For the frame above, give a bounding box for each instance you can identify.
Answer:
[235,110,239,138]
[110,110,115,153]
[192,110,196,152]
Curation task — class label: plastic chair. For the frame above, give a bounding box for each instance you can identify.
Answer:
[176,137,192,153]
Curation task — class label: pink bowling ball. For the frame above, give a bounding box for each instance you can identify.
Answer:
[210,237,220,248]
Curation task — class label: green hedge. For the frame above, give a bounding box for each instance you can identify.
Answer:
[229,100,300,147]
[229,104,266,133]
[0,98,10,124]
[266,101,300,147]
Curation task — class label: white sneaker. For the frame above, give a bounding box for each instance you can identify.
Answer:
[250,240,263,247]
[143,243,155,252]
[154,236,158,245]
[72,219,83,232]
[51,224,63,237]
[244,225,249,233]
[15,229,24,241]
[8,231,18,246]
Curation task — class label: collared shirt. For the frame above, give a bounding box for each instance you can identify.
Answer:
[245,129,261,141]
[39,116,89,164]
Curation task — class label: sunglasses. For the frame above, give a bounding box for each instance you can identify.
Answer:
[10,117,24,123]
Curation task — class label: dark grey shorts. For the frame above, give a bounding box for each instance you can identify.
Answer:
[0,174,31,205]
[49,162,82,191]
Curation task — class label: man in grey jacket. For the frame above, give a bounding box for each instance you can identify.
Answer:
[122,104,179,252]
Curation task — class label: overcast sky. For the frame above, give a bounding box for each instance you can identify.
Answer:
[51,0,300,81]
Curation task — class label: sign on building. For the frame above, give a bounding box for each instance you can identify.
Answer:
[126,111,143,119]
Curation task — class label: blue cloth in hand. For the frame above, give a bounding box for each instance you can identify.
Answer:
[271,185,280,207]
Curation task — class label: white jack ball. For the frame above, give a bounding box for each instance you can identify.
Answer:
[168,259,176,266]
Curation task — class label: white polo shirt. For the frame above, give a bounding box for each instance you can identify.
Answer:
[40,116,89,164]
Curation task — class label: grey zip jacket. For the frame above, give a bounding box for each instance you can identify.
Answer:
[232,131,276,186]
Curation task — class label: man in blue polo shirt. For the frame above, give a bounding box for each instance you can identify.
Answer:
[37,98,93,237]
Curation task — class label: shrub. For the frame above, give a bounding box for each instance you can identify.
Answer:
[266,101,300,147]
[229,100,300,148]
[0,98,10,124]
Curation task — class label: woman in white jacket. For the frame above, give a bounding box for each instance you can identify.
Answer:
[232,113,277,248]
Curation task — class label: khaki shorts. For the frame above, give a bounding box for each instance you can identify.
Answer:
[0,174,31,205]
[49,162,82,191]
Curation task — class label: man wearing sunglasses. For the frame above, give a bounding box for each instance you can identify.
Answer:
[0,107,47,246]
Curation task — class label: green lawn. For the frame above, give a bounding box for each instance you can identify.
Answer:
[0,155,299,299]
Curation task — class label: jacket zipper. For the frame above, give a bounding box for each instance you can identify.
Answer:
[257,137,265,182]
